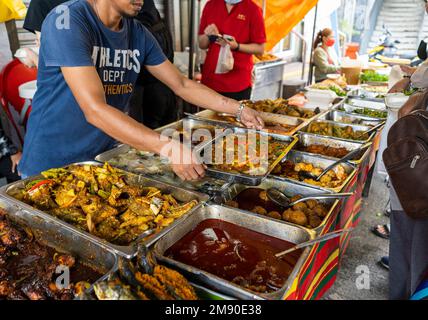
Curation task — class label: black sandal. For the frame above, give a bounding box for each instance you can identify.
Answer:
[371,224,390,240]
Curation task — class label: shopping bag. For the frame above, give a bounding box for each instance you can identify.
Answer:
[215,44,234,74]
[0,0,27,23]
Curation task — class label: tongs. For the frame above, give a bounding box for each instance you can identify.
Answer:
[184,112,239,129]
[266,188,354,209]
[355,121,386,139]
[275,228,354,258]
[298,142,372,181]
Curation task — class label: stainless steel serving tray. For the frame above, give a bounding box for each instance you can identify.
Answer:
[193,109,308,136]
[294,132,371,165]
[0,199,118,298]
[96,144,231,196]
[153,204,312,300]
[95,118,233,196]
[270,151,357,193]
[0,161,209,258]
[203,127,298,186]
[344,97,386,110]
[319,110,384,126]
[300,119,376,143]
[335,103,387,119]
[216,178,340,234]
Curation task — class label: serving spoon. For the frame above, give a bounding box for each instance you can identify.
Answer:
[266,188,353,209]
[297,142,372,181]
[355,121,386,139]
[275,228,354,258]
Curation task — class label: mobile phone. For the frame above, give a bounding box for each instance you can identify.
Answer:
[208,34,221,43]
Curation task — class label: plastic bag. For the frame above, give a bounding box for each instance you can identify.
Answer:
[0,0,27,23]
[215,44,234,74]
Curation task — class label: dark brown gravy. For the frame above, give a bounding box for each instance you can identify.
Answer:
[233,188,283,212]
[165,219,302,294]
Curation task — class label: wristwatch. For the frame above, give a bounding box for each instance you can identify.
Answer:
[236,103,245,122]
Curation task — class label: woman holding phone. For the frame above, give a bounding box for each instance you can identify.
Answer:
[198,0,267,101]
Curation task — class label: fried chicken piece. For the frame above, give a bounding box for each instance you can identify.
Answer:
[251,206,267,215]
[308,214,322,228]
[290,210,308,226]
[135,272,174,300]
[259,190,269,201]
[292,202,307,211]
[314,205,328,218]
[267,211,282,220]
[306,199,318,210]
[153,265,197,300]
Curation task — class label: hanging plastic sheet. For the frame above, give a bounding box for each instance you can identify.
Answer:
[255,0,319,51]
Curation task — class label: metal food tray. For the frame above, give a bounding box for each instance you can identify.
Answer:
[193,109,309,136]
[0,161,209,258]
[153,204,312,300]
[217,178,340,234]
[345,97,386,110]
[348,85,388,101]
[319,110,384,127]
[270,151,357,193]
[0,199,118,297]
[335,103,387,119]
[300,119,376,143]
[95,144,231,196]
[240,99,325,124]
[95,118,232,195]
[294,132,371,165]
[203,128,298,186]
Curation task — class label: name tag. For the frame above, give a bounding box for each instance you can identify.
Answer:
[237,14,246,21]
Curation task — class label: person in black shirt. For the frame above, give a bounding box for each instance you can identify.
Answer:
[24,0,177,129]
[129,0,178,128]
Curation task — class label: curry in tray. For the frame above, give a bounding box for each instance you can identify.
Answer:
[243,99,319,119]
[307,122,369,141]
[206,133,289,176]
[12,163,198,245]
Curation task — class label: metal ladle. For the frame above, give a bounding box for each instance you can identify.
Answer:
[298,142,372,181]
[275,228,354,258]
[266,188,353,209]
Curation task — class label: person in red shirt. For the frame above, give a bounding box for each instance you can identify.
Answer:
[198,0,266,101]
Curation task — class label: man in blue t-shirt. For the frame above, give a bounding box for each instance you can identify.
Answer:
[19,0,263,180]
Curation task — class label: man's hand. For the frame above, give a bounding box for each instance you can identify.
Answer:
[204,24,219,36]
[400,65,417,77]
[240,107,264,130]
[168,141,206,181]
[10,152,22,174]
[217,35,239,50]
[388,78,410,94]
[398,92,424,118]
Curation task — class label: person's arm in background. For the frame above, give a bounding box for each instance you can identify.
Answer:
[313,48,340,74]
[0,128,21,173]
[147,60,263,127]
[198,3,215,50]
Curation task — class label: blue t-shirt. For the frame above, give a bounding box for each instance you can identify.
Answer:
[19,0,166,176]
